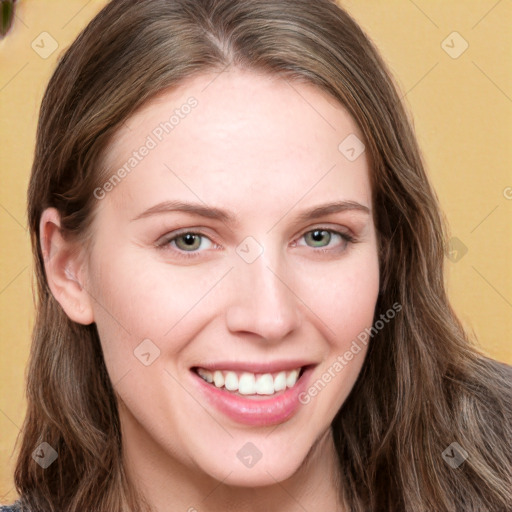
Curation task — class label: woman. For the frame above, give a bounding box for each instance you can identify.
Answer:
[2,0,511,510]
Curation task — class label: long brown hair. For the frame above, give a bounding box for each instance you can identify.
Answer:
[15,0,512,510]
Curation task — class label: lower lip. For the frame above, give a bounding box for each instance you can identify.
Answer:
[191,367,314,427]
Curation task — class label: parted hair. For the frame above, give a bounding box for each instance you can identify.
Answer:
[12,0,512,511]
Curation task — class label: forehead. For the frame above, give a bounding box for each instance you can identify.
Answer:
[99,68,372,221]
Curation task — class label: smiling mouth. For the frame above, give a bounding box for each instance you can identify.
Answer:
[192,367,306,397]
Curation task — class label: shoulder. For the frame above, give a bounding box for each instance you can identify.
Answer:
[0,502,22,512]
[484,358,512,387]
[478,358,512,418]
[494,359,512,378]
[476,356,512,380]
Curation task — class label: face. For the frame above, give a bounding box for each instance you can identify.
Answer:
[82,69,379,486]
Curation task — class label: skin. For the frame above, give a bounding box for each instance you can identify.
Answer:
[41,68,380,512]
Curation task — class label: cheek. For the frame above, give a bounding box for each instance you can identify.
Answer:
[294,247,380,347]
[293,256,378,416]
[87,246,232,372]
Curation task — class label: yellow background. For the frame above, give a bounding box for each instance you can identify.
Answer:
[1,0,511,503]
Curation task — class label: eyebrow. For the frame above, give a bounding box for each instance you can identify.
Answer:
[131,199,370,225]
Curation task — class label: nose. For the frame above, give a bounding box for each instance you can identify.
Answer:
[225,248,302,343]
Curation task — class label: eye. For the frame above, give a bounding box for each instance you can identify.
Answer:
[173,232,209,252]
[156,230,215,259]
[156,226,357,260]
[295,228,356,252]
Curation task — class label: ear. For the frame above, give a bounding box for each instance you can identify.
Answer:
[39,207,95,325]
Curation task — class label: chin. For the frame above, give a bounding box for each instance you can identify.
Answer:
[192,437,311,488]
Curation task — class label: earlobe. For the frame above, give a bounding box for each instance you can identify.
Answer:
[39,207,95,325]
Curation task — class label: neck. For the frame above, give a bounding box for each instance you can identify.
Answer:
[120,402,344,512]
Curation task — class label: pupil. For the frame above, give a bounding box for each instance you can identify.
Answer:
[308,229,330,247]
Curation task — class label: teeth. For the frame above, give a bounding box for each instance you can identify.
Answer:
[286,369,299,388]
[274,371,287,392]
[213,370,224,388]
[224,371,238,391]
[197,368,213,383]
[238,373,256,395]
[196,367,302,395]
[255,374,274,395]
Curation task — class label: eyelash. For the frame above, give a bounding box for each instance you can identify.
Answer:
[156,227,357,260]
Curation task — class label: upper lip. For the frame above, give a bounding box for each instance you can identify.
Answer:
[191,360,315,373]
